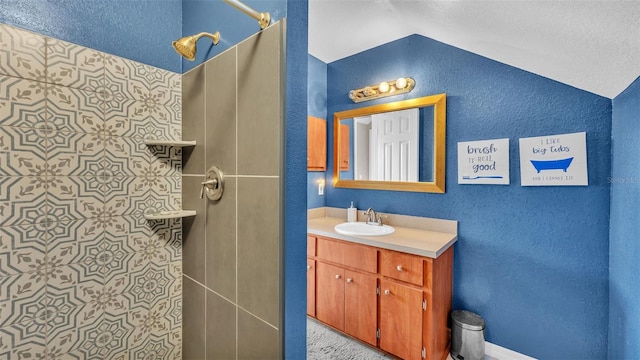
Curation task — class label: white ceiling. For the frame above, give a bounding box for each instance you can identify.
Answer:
[308,0,640,99]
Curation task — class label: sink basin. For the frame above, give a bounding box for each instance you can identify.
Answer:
[334,222,395,237]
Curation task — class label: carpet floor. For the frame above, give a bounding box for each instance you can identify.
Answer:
[306,318,391,360]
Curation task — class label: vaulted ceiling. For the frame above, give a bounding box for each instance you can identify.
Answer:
[308,0,640,99]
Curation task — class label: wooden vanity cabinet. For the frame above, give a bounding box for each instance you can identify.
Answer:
[311,237,378,346]
[315,261,345,329]
[307,116,327,171]
[344,270,378,346]
[307,236,317,316]
[380,279,423,360]
[308,235,453,360]
[307,259,316,316]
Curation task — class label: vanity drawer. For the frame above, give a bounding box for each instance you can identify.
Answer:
[307,236,316,256]
[380,249,424,286]
[316,237,377,273]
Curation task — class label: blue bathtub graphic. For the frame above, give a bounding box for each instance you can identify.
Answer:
[530,157,574,173]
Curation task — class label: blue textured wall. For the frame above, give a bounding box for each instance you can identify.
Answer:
[609,76,640,359]
[283,2,308,359]
[308,54,327,209]
[0,0,182,73]
[325,35,612,359]
[182,0,286,73]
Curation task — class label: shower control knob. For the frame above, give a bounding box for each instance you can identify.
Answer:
[201,166,225,201]
[200,179,218,199]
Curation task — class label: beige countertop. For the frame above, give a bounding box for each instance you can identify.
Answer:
[307,210,458,258]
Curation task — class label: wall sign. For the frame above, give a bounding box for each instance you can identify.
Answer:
[519,132,588,186]
[458,138,510,185]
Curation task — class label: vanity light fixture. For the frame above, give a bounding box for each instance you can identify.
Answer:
[348,77,415,103]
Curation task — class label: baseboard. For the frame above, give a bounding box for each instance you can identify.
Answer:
[485,341,537,360]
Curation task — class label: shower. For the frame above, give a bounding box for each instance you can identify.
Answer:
[172,32,220,61]
[172,0,270,60]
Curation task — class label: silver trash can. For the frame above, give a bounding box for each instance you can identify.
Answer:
[450,310,485,360]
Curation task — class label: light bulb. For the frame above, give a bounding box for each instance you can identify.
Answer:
[395,77,407,89]
[378,81,390,93]
[364,86,375,96]
[348,90,356,100]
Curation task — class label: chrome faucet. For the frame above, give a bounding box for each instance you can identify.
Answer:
[365,208,383,226]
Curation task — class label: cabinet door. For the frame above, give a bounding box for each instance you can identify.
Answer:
[308,116,327,171]
[307,259,316,316]
[344,270,377,346]
[379,280,423,360]
[315,262,345,330]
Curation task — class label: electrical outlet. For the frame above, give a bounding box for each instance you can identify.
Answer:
[318,182,324,195]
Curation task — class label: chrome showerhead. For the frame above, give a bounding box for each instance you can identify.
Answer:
[172,31,220,61]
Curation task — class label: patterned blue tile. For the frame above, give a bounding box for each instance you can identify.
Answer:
[103,249,147,296]
[125,262,178,311]
[103,97,140,138]
[103,176,148,217]
[148,105,176,141]
[1,27,183,358]
[104,136,149,177]
[46,38,104,93]
[0,24,46,82]
[0,271,46,327]
[46,131,105,177]
[0,316,46,359]
[0,177,48,226]
[0,224,47,277]
[46,301,103,356]
[150,70,180,107]
[0,126,47,176]
[95,312,137,359]
[46,218,104,268]
[46,262,104,305]
[46,177,104,221]
[0,76,46,128]
[104,55,148,102]
[148,145,182,178]
[47,84,104,134]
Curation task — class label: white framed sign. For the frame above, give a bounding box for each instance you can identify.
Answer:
[458,138,510,185]
[519,132,588,186]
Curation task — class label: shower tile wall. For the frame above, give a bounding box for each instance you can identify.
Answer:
[181,22,284,359]
[0,23,183,359]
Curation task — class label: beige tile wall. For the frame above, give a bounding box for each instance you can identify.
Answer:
[181,21,284,359]
[0,23,182,359]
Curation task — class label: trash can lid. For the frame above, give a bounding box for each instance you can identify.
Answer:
[452,310,485,331]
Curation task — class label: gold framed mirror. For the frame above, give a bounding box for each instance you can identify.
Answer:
[333,93,446,193]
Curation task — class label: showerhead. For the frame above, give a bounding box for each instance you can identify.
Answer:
[172,31,220,61]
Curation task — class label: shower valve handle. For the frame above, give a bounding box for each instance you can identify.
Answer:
[199,179,219,199]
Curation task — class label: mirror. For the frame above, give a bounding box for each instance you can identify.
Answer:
[333,93,446,193]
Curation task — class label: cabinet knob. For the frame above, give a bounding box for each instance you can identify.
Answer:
[384,289,390,295]
[307,265,311,270]
[335,274,341,279]
[396,265,403,272]
[346,278,353,283]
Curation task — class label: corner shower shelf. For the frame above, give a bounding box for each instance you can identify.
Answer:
[144,139,196,147]
[144,210,197,220]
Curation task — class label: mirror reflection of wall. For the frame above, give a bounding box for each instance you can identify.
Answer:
[341,106,434,182]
